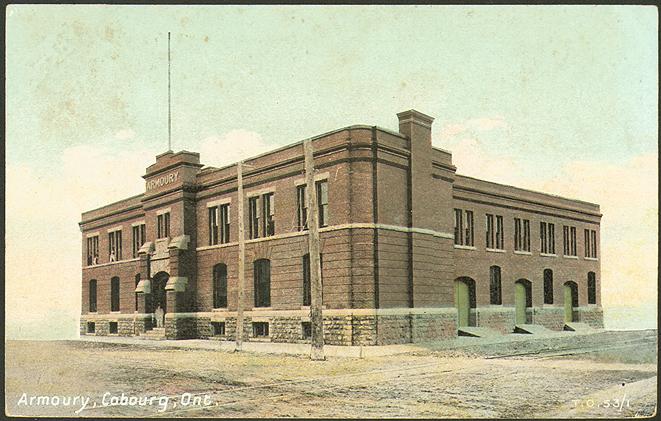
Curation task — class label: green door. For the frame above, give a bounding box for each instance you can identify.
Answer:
[455,281,470,327]
[564,283,574,323]
[515,282,527,325]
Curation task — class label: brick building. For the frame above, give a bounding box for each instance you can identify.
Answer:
[79,110,603,344]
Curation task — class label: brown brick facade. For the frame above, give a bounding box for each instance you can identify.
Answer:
[79,110,603,345]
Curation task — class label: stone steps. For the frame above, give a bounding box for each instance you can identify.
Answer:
[514,324,554,335]
[457,326,502,338]
[140,327,166,340]
[563,322,597,333]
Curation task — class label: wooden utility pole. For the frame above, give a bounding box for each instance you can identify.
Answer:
[304,139,325,361]
[235,161,246,352]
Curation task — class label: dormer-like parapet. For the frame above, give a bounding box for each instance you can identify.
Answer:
[143,150,204,197]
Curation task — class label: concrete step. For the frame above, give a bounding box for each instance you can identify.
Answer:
[563,322,596,332]
[514,324,554,335]
[458,326,502,338]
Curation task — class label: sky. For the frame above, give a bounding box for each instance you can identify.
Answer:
[5,5,658,339]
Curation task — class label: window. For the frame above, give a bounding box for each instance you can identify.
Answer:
[213,264,228,308]
[486,214,504,249]
[134,274,140,311]
[89,280,97,312]
[489,266,502,305]
[302,322,312,339]
[248,196,260,239]
[262,193,275,236]
[157,212,170,239]
[317,180,329,227]
[297,185,308,231]
[208,206,218,245]
[543,269,554,304]
[496,215,504,249]
[211,322,226,336]
[108,230,122,261]
[87,322,95,334]
[297,181,328,231]
[514,218,530,252]
[584,229,597,258]
[454,209,474,246]
[540,222,555,254]
[109,322,118,334]
[132,224,146,258]
[587,272,596,304]
[252,322,269,337]
[86,236,99,265]
[110,277,120,312]
[563,225,577,256]
[303,253,324,306]
[254,259,271,307]
[209,204,231,245]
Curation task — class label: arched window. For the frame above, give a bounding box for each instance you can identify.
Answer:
[489,266,502,305]
[110,277,120,312]
[134,274,141,311]
[213,263,228,308]
[254,259,271,307]
[89,280,97,312]
[302,253,323,306]
[587,272,596,304]
[543,269,554,304]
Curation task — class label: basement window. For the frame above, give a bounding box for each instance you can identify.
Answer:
[252,322,269,338]
[109,321,118,334]
[87,322,95,334]
[302,322,312,339]
[211,322,226,336]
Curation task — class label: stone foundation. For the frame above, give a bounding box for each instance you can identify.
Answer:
[576,306,604,328]
[80,306,603,343]
[476,307,516,333]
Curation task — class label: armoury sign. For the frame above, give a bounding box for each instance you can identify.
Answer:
[146,171,180,191]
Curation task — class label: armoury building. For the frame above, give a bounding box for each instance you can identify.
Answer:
[79,110,603,344]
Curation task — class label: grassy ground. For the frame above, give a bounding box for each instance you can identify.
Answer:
[4,330,657,418]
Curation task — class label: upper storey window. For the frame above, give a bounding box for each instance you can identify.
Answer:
[297,180,329,231]
[248,193,275,240]
[108,229,122,262]
[563,225,577,256]
[514,218,530,252]
[540,221,556,254]
[454,209,474,247]
[209,203,230,246]
[157,212,170,239]
[86,235,99,266]
[132,223,146,258]
[486,214,504,250]
[584,229,597,259]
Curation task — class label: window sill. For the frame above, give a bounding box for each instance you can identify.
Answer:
[250,337,271,342]
[485,248,506,253]
[563,255,579,259]
[584,257,598,261]
[540,253,557,257]
[85,258,139,268]
[110,311,121,314]
[513,250,532,255]
[252,307,273,311]
[212,307,228,311]
[454,245,476,250]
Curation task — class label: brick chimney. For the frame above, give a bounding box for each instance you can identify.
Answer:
[397,110,435,229]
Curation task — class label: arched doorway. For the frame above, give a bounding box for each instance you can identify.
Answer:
[455,277,476,327]
[514,279,532,325]
[151,271,169,313]
[564,281,578,323]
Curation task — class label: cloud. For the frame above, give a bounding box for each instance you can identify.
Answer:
[114,128,135,140]
[198,129,274,168]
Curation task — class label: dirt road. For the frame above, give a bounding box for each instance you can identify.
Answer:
[4,330,657,418]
